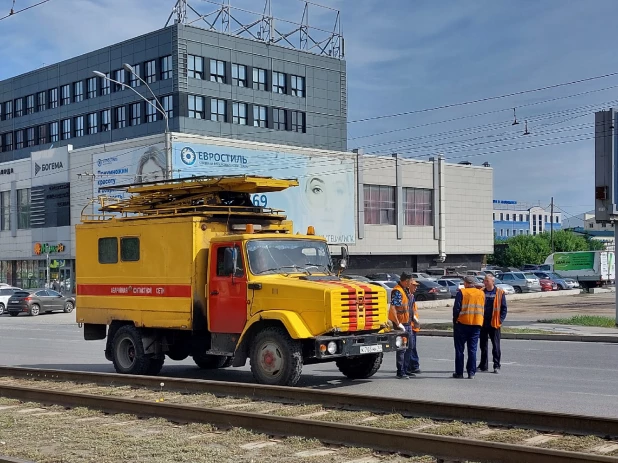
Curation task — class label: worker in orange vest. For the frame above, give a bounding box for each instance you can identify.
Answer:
[389,272,420,379]
[452,276,485,379]
[479,274,508,374]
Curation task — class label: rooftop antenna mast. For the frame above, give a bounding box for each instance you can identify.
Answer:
[166,0,188,26]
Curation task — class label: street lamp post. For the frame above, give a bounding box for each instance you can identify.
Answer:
[92,69,172,179]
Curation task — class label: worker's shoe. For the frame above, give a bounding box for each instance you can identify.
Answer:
[452,373,464,379]
[493,368,500,374]
[477,366,488,372]
[396,373,410,379]
[407,368,421,375]
[467,374,475,379]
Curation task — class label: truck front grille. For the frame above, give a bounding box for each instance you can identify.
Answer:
[335,288,383,331]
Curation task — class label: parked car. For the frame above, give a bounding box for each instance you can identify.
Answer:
[6,289,75,316]
[0,287,21,315]
[563,278,580,289]
[369,280,397,301]
[410,272,437,282]
[466,270,488,277]
[341,274,372,283]
[495,272,541,293]
[415,279,451,301]
[494,278,516,295]
[539,278,557,292]
[522,264,541,271]
[437,279,463,298]
[365,273,399,282]
[533,272,569,290]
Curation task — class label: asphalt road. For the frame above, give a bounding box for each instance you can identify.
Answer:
[0,312,617,419]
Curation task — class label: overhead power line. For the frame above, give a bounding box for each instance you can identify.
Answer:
[0,0,51,22]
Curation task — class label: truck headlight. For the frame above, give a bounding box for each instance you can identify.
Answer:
[395,336,403,348]
[327,341,337,355]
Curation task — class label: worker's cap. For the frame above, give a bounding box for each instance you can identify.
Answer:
[410,279,420,286]
[464,275,484,288]
[400,271,413,281]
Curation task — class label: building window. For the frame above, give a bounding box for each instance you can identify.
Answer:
[4,101,13,119]
[74,81,84,102]
[26,95,35,114]
[98,238,118,264]
[290,111,305,132]
[232,64,247,87]
[88,113,98,134]
[589,223,594,229]
[120,237,140,262]
[17,188,30,230]
[291,75,304,97]
[526,214,530,221]
[101,109,111,132]
[210,98,226,122]
[505,214,509,221]
[129,64,141,87]
[87,77,97,98]
[404,188,433,226]
[500,229,504,237]
[493,213,496,220]
[253,105,267,127]
[146,60,156,83]
[146,99,157,122]
[272,71,286,93]
[602,222,607,228]
[499,213,503,221]
[62,119,71,140]
[26,127,35,147]
[115,106,126,129]
[555,216,559,223]
[74,115,84,137]
[513,215,516,222]
[232,102,247,125]
[188,95,204,119]
[162,95,173,119]
[187,55,203,79]
[364,185,395,225]
[101,74,111,95]
[161,55,173,80]
[519,214,524,222]
[273,108,286,130]
[506,229,510,237]
[545,215,548,223]
[50,122,59,142]
[61,84,71,105]
[253,68,266,90]
[38,124,47,144]
[15,130,24,149]
[49,88,58,108]
[113,69,126,91]
[37,91,46,111]
[15,98,23,117]
[3,133,12,151]
[210,60,226,83]
[130,102,141,126]
[0,190,9,231]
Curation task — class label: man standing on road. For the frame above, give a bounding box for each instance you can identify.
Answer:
[452,276,485,379]
[389,272,420,379]
[479,274,508,374]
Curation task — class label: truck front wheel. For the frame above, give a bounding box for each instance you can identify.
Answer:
[250,326,303,386]
[193,354,230,369]
[336,353,383,380]
[111,325,163,375]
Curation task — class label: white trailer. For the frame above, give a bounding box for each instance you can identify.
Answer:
[544,251,615,289]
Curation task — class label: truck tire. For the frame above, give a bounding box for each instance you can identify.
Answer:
[146,358,165,376]
[336,353,383,380]
[167,343,191,361]
[111,325,158,375]
[221,356,234,368]
[250,326,303,386]
[193,354,228,369]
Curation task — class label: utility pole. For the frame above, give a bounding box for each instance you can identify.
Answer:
[550,197,554,253]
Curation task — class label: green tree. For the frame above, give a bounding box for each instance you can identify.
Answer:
[501,234,551,268]
[537,230,590,252]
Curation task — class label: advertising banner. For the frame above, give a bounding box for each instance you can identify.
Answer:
[92,143,166,201]
[553,252,595,271]
[172,142,355,244]
[31,146,71,187]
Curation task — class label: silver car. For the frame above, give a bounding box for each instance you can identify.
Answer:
[437,279,464,297]
[369,280,397,301]
[496,272,541,293]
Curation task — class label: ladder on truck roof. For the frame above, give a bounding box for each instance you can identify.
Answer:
[85,175,299,220]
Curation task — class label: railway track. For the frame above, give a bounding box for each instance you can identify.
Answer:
[0,366,617,463]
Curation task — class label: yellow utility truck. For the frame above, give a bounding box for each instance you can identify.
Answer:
[76,176,406,386]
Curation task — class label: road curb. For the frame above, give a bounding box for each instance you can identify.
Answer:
[416,289,583,309]
[418,329,618,343]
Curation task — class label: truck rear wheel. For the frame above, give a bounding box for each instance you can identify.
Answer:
[111,325,161,375]
[336,353,383,380]
[250,326,303,386]
[193,354,229,369]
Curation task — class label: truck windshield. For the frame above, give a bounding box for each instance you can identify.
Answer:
[247,239,332,275]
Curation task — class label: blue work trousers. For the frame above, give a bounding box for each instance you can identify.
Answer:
[396,326,419,375]
[454,323,481,377]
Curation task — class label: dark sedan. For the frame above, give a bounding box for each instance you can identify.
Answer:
[7,289,75,317]
[415,279,451,301]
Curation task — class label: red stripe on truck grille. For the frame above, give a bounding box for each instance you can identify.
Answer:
[77,284,192,298]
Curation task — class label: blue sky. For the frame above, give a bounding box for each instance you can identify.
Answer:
[1,0,617,223]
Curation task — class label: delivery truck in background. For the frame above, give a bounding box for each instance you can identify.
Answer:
[543,251,615,289]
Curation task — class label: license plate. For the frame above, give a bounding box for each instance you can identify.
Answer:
[360,344,383,354]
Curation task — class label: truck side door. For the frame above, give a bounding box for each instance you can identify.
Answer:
[208,243,248,334]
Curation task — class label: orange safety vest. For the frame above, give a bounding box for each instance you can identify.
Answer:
[457,287,485,326]
[491,287,505,329]
[389,285,420,332]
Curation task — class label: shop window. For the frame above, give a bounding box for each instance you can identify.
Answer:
[17,188,30,230]
[98,238,118,264]
[403,188,433,226]
[121,237,140,262]
[364,185,395,225]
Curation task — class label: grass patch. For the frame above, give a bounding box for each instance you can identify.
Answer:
[422,323,558,335]
[537,315,617,328]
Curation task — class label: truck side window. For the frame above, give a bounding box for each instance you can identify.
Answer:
[98,237,118,264]
[216,246,244,277]
[121,237,140,262]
